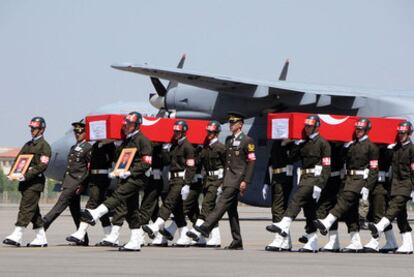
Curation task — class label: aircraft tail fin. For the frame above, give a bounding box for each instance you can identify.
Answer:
[278,59,289,81]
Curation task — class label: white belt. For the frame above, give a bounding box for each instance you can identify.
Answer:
[91,169,109,174]
[151,169,161,175]
[300,168,315,174]
[272,167,287,174]
[378,171,390,183]
[169,171,185,178]
[347,170,365,176]
[207,168,224,178]
[330,171,341,177]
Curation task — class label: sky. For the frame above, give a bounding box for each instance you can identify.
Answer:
[0,0,413,146]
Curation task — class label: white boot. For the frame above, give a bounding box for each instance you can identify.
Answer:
[206,226,221,247]
[149,232,168,247]
[28,228,47,247]
[102,225,112,239]
[363,237,379,253]
[119,228,141,251]
[87,204,109,222]
[380,229,398,253]
[315,214,337,235]
[267,217,292,237]
[265,233,283,251]
[143,218,165,239]
[369,217,390,238]
[320,230,340,252]
[342,232,363,253]
[187,219,204,242]
[299,232,318,253]
[396,232,413,254]
[3,226,25,247]
[97,225,121,247]
[160,221,177,241]
[67,222,89,243]
[174,227,192,247]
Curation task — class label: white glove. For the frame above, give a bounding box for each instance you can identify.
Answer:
[410,191,414,203]
[360,187,369,201]
[108,172,116,179]
[6,175,13,181]
[119,171,131,180]
[162,143,172,151]
[17,175,25,182]
[262,184,269,200]
[295,139,305,145]
[181,185,190,200]
[312,186,322,202]
[216,186,223,196]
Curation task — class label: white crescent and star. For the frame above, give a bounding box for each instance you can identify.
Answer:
[318,114,350,125]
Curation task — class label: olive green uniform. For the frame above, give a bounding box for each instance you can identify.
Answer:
[43,140,92,238]
[269,140,294,223]
[330,137,379,233]
[102,131,152,229]
[85,141,116,228]
[384,140,414,233]
[15,136,51,228]
[201,132,256,245]
[158,137,196,227]
[198,138,226,222]
[284,134,331,222]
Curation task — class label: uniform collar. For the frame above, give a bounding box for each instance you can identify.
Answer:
[127,130,140,139]
[401,139,411,147]
[309,132,319,140]
[32,135,43,144]
[209,137,218,146]
[233,131,242,139]
[177,136,187,145]
[357,135,368,142]
[77,139,86,146]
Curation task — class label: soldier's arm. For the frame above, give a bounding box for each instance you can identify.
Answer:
[130,137,153,177]
[410,145,414,190]
[365,143,379,191]
[243,137,256,184]
[317,140,331,190]
[25,142,52,181]
[78,145,92,185]
[107,143,117,165]
[183,143,196,185]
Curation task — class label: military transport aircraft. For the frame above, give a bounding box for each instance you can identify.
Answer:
[46,55,414,207]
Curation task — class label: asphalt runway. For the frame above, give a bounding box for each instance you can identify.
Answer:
[0,205,413,277]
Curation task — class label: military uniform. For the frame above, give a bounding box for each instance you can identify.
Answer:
[85,141,116,228]
[43,140,92,241]
[196,131,256,248]
[15,136,51,229]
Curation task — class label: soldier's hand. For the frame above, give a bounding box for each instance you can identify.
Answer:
[216,186,223,196]
[119,171,131,179]
[360,187,369,201]
[312,186,321,202]
[410,191,414,203]
[108,172,116,179]
[262,184,269,200]
[6,175,13,181]
[75,185,84,195]
[181,185,190,200]
[239,181,247,196]
[162,143,172,152]
[17,174,25,182]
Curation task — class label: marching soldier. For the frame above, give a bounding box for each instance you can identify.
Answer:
[368,121,414,254]
[263,139,294,252]
[191,112,256,250]
[363,144,397,252]
[79,111,153,251]
[3,117,51,247]
[266,115,331,252]
[42,120,92,246]
[186,120,226,247]
[315,118,379,253]
[142,120,196,247]
[67,139,116,245]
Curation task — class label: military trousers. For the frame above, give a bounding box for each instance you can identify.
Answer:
[203,186,242,244]
[330,191,359,233]
[158,177,186,227]
[385,195,412,233]
[15,185,43,229]
[85,175,111,227]
[183,181,203,224]
[315,176,342,231]
[199,177,222,222]
[271,175,293,223]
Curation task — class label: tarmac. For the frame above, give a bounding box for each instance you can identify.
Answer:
[0,204,413,277]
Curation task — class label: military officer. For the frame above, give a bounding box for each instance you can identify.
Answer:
[79,111,153,252]
[67,139,115,245]
[263,139,294,252]
[315,117,379,253]
[42,120,92,246]
[368,120,414,254]
[192,112,256,250]
[3,117,51,247]
[142,120,196,247]
[186,120,226,247]
[266,115,331,253]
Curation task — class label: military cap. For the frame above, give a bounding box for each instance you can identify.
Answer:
[228,112,246,123]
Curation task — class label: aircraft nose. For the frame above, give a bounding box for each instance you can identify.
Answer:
[45,132,74,181]
[149,93,165,110]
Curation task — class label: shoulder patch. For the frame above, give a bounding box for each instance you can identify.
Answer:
[248,143,255,152]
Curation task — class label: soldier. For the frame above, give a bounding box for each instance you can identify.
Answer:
[3,117,51,247]
[142,120,196,247]
[66,139,116,245]
[42,120,92,246]
[363,144,397,252]
[315,118,379,253]
[266,115,331,252]
[263,139,294,252]
[368,121,414,254]
[191,112,256,250]
[186,120,226,247]
[80,111,153,251]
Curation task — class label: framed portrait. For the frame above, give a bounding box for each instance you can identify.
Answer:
[113,148,137,176]
[8,154,33,180]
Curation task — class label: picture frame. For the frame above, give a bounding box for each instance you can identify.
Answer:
[113,148,137,176]
[8,154,34,180]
